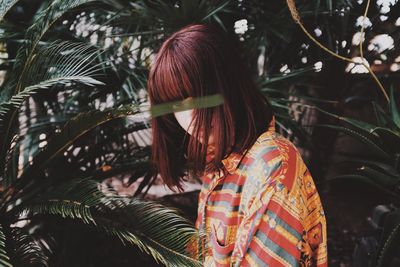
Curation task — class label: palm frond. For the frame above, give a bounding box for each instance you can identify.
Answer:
[0,224,12,267]
[201,0,232,22]
[376,213,400,267]
[23,40,105,89]
[1,103,141,194]
[99,207,204,267]
[24,178,203,267]
[390,86,400,130]
[22,105,138,175]
[0,40,105,181]
[0,40,104,125]
[1,0,102,100]
[25,177,109,224]
[314,124,391,161]
[11,228,49,267]
[0,0,19,21]
[326,174,400,200]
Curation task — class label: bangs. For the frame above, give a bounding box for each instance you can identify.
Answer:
[149,45,196,105]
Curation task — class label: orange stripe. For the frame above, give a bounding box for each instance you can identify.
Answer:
[281,145,297,190]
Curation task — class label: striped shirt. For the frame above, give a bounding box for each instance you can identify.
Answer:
[194,115,328,267]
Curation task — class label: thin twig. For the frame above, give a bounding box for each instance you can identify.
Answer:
[286,0,390,103]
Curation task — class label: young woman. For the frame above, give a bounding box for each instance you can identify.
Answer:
[147,23,328,267]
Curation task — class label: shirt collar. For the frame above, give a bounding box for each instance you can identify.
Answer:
[220,115,276,174]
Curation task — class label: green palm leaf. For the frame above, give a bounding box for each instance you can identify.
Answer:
[313,124,391,161]
[24,178,203,267]
[327,174,400,200]
[0,40,105,126]
[0,0,19,21]
[1,103,141,193]
[11,228,49,267]
[376,212,400,267]
[0,40,105,182]
[0,224,12,267]
[1,0,102,99]
[390,85,400,130]
[0,0,105,176]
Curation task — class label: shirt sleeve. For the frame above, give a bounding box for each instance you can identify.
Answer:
[230,143,328,267]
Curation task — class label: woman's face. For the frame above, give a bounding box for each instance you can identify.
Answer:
[173,101,214,144]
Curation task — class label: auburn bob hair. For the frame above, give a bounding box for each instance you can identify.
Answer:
[147,23,273,192]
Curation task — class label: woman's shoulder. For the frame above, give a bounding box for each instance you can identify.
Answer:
[243,132,309,195]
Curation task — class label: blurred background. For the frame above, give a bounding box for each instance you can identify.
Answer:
[0,0,399,266]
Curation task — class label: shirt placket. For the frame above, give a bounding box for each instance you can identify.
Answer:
[198,169,225,262]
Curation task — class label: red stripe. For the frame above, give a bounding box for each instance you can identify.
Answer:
[201,175,212,186]
[262,148,281,163]
[257,215,301,259]
[240,258,251,267]
[246,236,287,267]
[240,155,254,167]
[268,199,303,234]
[243,156,254,164]
[210,229,235,255]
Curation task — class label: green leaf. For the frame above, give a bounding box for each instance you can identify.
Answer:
[0,0,19,21]
[0,224,12,267]
[201,0,231,21]
[327,174,400,199]
[26,178,203,267]
[372,101,391,127]
[99,198,205,267]
[314,124,391,160]
[1,0,102,99]
[306,104,379,134]
[371,127,400,152]
[5,104,141,189]
[390,85,400,130]
[377,221,400,267]
[0,40,106,186]
[340,157,399,178]
[260,88,338,104]
[11,228,49,266]
[357,165,399,186]
[259,66,315,85]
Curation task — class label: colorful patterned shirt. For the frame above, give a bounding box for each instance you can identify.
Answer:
[194,115,328,267]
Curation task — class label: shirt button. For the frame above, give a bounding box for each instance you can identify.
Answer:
[296,240,303,250]
[268,218,277,229]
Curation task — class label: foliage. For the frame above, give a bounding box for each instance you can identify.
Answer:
[0,0,229,265]
[309,85,400,266]
[0,0,399,265]
[313,86,400,200]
